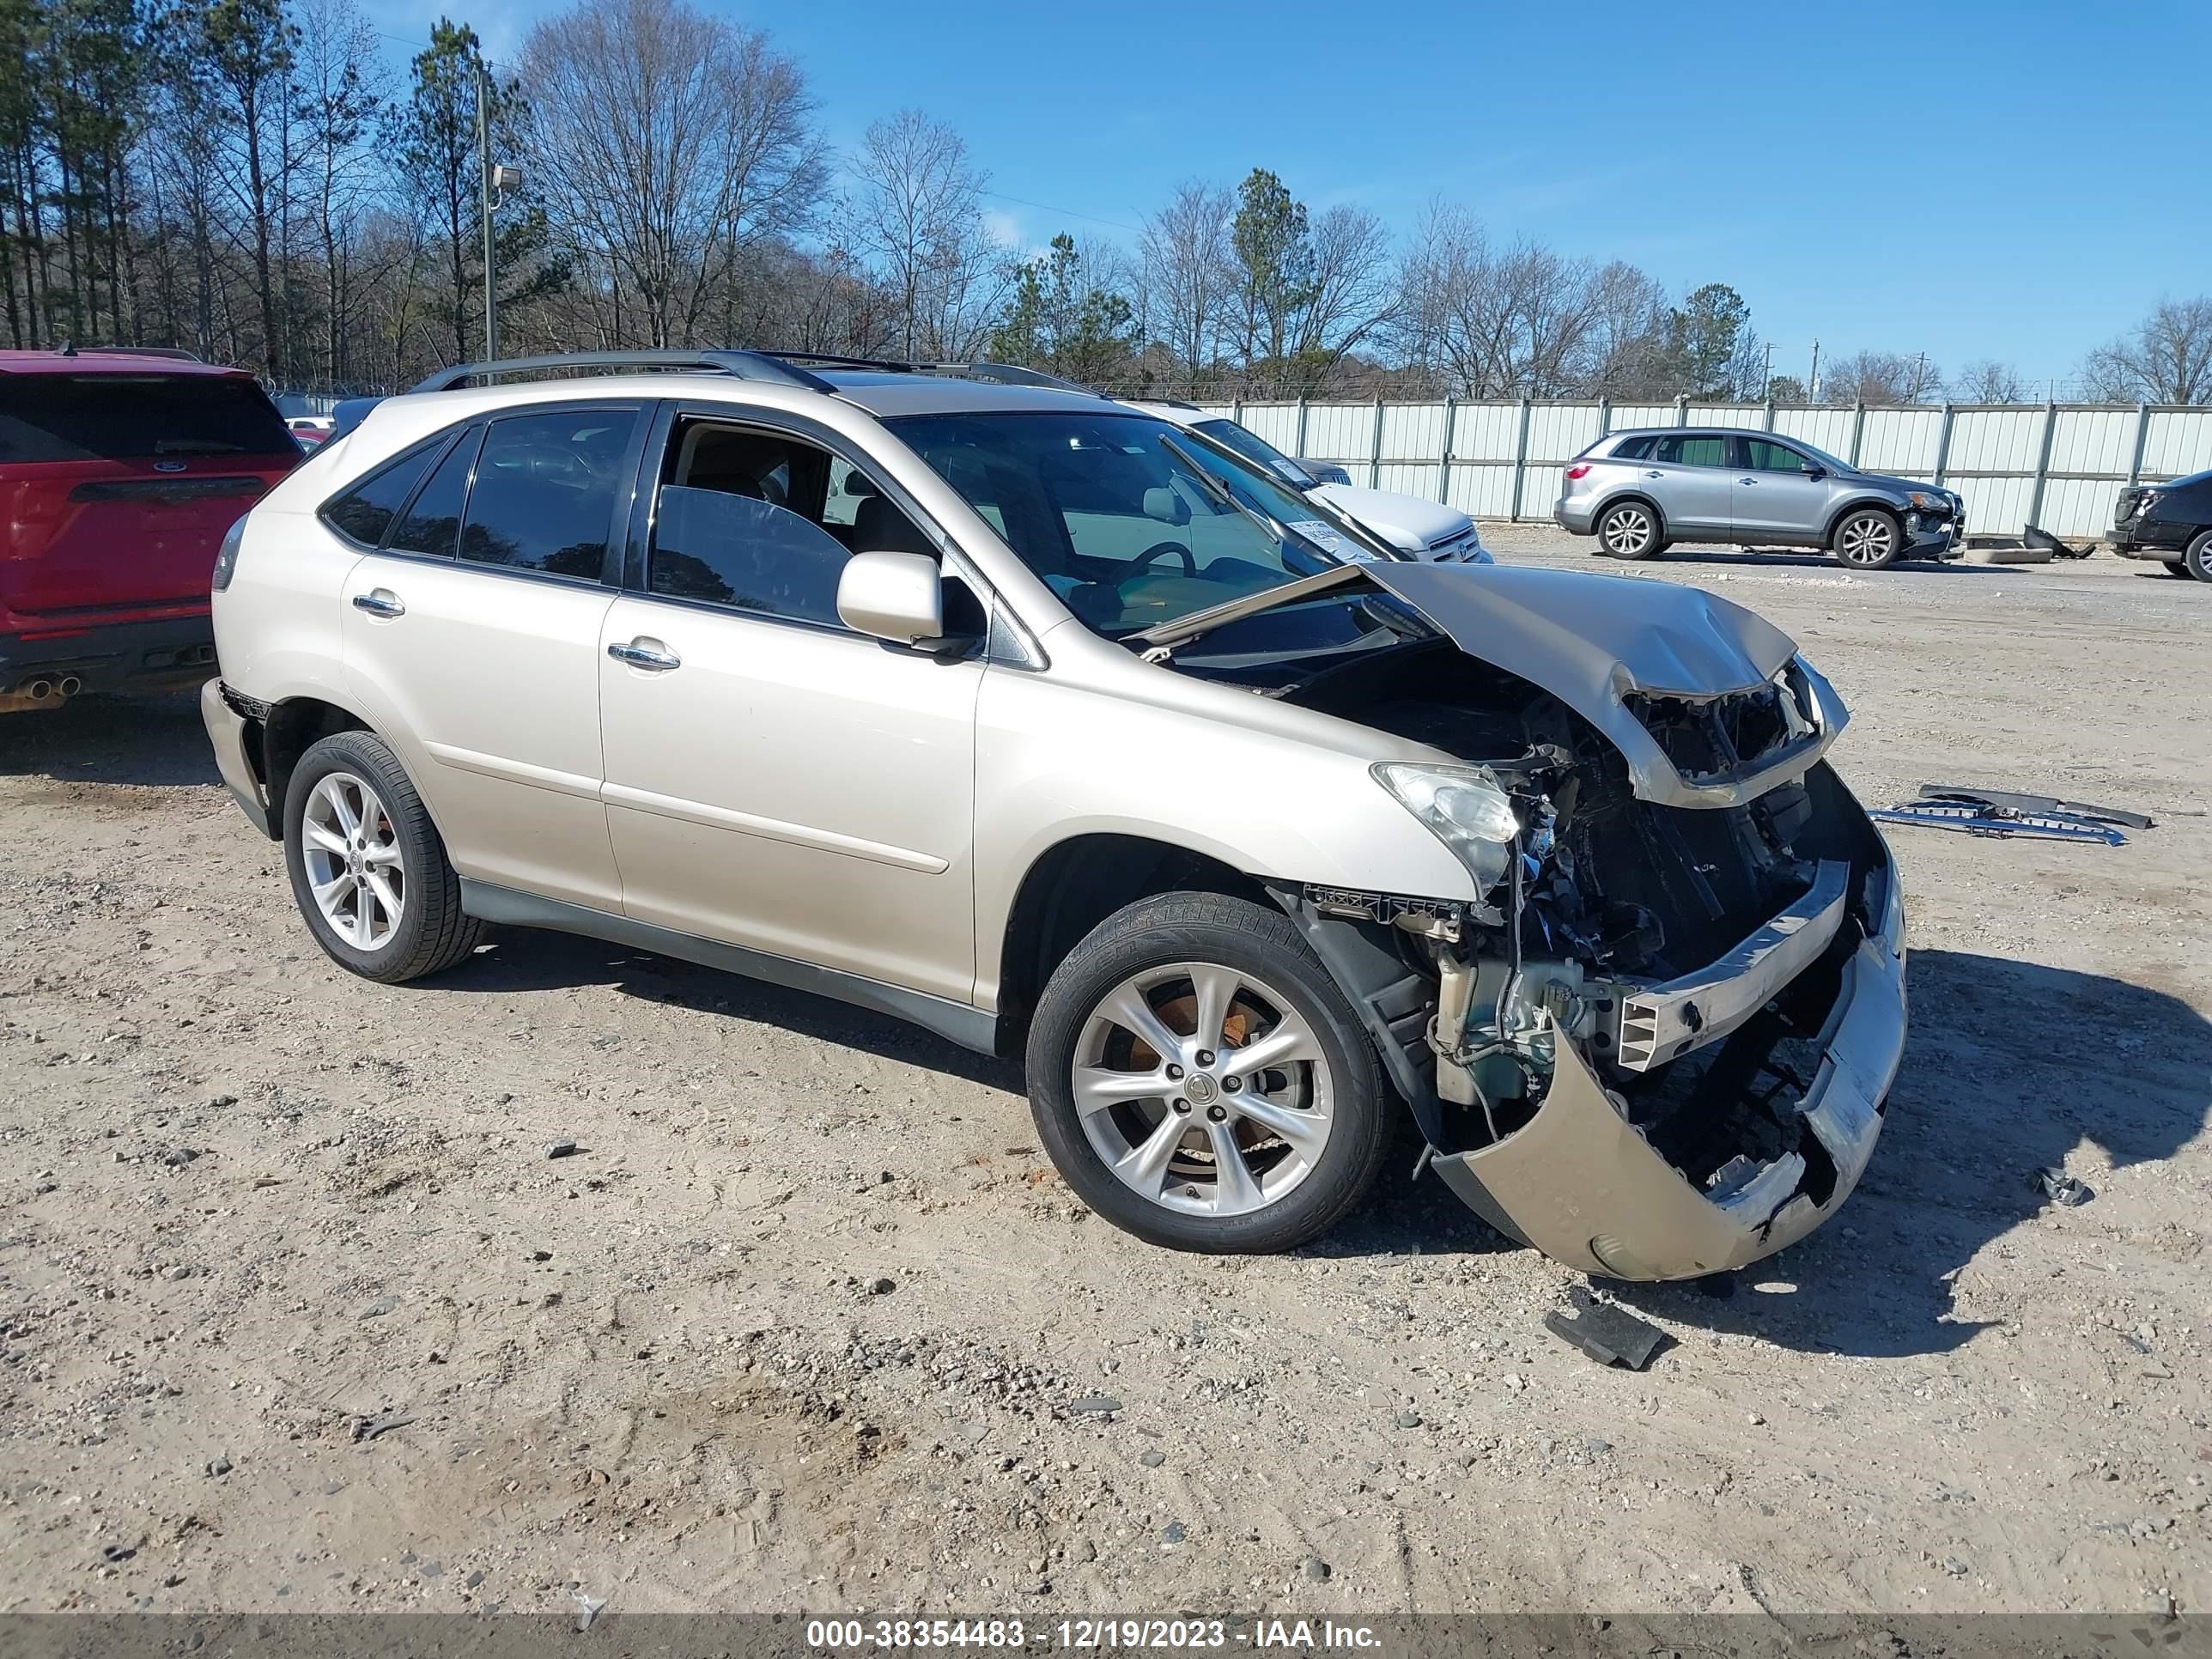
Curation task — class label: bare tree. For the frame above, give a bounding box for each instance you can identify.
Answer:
[1577,260,1673,397]
[1390,202,1601,398]
[1139,179,1232,378]
[1949,359,2028,402]
[1286,202,1392,374]
[850,108,995,360]
[520,0,825,349]
[2077,297,2212,404]
[1818,349,1942,404]
[292,0,384,384]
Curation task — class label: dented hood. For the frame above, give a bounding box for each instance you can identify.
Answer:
[1360,560,1842,809]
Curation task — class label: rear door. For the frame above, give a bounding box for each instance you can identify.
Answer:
[0,370,296,622]
[1647,433,1735,533]
[1733,436,1832,542]
[337,401,647,911]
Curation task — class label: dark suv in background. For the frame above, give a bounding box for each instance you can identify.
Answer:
[2110,468,2212,581]
[0,349,298,714]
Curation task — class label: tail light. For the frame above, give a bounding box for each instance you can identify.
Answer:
[1565,463,1593,481]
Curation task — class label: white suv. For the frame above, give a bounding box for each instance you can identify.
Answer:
[203,349,1905,1273]
[1124,401,1492,564]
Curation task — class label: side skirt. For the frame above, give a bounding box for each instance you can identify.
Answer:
[458,878,1000,1056]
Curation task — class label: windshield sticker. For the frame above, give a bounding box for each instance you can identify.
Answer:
[1289,520,1372,562]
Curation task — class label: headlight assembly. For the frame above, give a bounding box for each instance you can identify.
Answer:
[1372,762,1519,892]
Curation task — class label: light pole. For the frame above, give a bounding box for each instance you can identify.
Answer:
[477,58,494,362]
[1808,338,1821,403]
[475,61,520,364]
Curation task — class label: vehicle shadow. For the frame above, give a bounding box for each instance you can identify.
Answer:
[435,926,1023,1092]
[1632,545,2023,574]
[1602,948,2210,1358]
[422,931,2209,1359]
[0,690,218,788]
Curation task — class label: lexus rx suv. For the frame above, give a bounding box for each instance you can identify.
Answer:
[1556,427,1963,570]
[1,349,298,713]
[203,349,1905,1276]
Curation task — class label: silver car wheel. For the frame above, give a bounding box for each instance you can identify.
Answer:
[1073,962,1335,1218]
[1601,505,1654,556]
[301,771,405,951]
[1836,513,1898,566]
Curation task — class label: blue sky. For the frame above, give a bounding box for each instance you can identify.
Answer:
[359,0,2209,388]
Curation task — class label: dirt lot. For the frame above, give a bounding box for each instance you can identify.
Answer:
[2,531,2207,1620]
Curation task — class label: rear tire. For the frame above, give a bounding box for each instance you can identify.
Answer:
[1025,892,1391,1255]
[2185,530,2212,583]
[283,729,485,983]
[1832,507,1904,570]
[1595,501,1661,559]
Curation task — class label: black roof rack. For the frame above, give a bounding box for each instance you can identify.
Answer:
[405,348,1112,401]
[55,343,205,362]
[408,349,833,395]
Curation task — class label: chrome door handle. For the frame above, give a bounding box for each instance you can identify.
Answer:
[351,589,404,617]
[607,639,680,672]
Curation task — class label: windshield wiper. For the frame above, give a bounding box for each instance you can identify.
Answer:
[1127,562,1373,653]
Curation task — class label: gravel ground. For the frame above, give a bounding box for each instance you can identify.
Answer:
[0,528,2206,1620]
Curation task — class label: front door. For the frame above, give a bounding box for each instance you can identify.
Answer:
[339,404,646,909]
[597,410,982,1004]
[1648,432,1736,533]
[1733,435,1834,543]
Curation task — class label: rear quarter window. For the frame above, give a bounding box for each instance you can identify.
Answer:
[0,374,295,463]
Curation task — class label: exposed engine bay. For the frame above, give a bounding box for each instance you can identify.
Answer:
[1174,564,1907,1281]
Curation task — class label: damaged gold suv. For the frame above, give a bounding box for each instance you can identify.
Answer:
[202,350,1905,1279]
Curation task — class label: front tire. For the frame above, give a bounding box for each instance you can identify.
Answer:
[1832,507,1904,570]
[283,729,485,983]
[1595,501,1661,559]
[2185,530,2212,583]
[1025,893,1391,1255]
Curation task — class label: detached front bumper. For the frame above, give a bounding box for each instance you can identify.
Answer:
[1431,836,1906,1282]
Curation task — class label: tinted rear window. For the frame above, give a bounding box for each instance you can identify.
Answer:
[0,374,295,463]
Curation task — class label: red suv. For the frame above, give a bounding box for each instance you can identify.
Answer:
[1,349,299,712]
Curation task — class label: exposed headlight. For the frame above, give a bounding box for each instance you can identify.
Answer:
[1905,491,1949,513]
[212,514,248,592]
[1373,763,1519,892]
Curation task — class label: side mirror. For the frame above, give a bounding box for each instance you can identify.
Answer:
[1801,462,1827,479]
[837,550,945,647]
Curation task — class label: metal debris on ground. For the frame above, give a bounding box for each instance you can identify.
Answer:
[570,1589,606,1632]
[2032,1166,2093,1207]
[1542,1304,1668,1371]
[544,1139,580,1159]
[1869,783,2156,846]
[2023,525,2094,559]
[1918,783,2154,830]
[351,1412,414,1442]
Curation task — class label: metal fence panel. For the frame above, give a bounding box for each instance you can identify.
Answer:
[2141,410,2208,481]
[1772,408,1858,456]
[1129,397,2212,537]
[1858,408,1943,474]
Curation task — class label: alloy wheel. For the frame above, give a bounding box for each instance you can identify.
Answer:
[1073,963,1335,1218]
[1601,506,1654,556]
[301,771,405,951]
[1836,513,1899,567]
